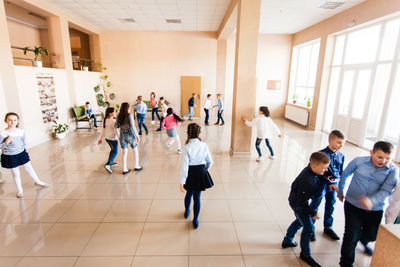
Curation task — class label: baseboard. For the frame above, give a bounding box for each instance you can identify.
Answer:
[229,148,251,158]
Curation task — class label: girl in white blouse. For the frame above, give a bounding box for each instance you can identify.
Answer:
[180,123,213,229]
[98,107,119,174]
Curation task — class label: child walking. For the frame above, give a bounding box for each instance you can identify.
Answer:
[150,92,160,125]
[204,94,212,125]
[180,123,214,229]
[282,152,338,267]
[242,106,281,161]
[115,102,142,174]
[214,94,224,125]
[98,107,119,174]
[133,95,149,135]
[183,93,196,121]
[163,108,183,154]
[0,112,49,198]
[156,97,168,131]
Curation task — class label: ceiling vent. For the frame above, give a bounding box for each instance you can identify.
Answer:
[318,1,345,9]
[28,11,46,20]
[118,18,136,23]
[166,19,182,24]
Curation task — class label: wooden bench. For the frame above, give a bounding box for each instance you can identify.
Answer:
[72,106,103,129]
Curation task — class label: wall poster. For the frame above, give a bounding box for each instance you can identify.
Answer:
[37,74,59,123]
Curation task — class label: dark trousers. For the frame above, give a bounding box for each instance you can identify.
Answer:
[90,114,97,127]
[158,116,164,130]
[284,202,314,256]
[255,138,274,157]
[340,201,383,267]
[310,183,337,229]
[105,139,118,165]
[216,110,224,124]
[152,107,160,121]
[184,190,201,222]
[137,113,148,134]
[204,108,209,124]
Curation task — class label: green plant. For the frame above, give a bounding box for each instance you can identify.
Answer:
[23,46,48,61]
[94,63,119,110]
[81,59,87,67]
[52,121,69,134]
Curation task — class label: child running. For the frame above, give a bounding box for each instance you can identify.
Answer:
[0,112,49,198]
[156,97,168,132]
[133,95,149,135]
[180,123,214,229]
[98,107,119,174]
[150,92,160,125]
[163,108,184,154]
[242,106,281,161]
[115,102,142,174]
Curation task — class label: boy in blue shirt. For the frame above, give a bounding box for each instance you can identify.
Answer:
[309,130,345,241]
[338,141,399,267]
[133,95,148,135]
[282,152,339,267]
[214,94,224,126]
[85,101,98,128]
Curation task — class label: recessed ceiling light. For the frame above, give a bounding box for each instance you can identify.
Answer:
[318,2,345,9]
[118,18,136,23]
[166,19,182,24]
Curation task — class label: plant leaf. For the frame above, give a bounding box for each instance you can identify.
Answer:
[109,93,115,100]
[103,67,107,70]
[97,99,104,106]
[96,94,104,100]
[104,101,110,107]
[103,75,108,80]
[94,85,100,92]
[107,81,111,87]
[116,104,120,108]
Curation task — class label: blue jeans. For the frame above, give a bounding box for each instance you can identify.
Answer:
[284,202,315,256]
[184,190,201,222]
[310,183,337,229]
[137,113,148,134]
[255,138,274,157]
[216,110,224,124]
[90,114,97,127]
[340,201,383,267]
[204,108,209,124]
[184,106,194,119]
[158,116,164,130]
[152,107,160,121]
[105,139,118,165]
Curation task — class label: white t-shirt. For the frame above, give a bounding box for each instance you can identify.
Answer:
[204,99,212,109]
[245,116,281,139]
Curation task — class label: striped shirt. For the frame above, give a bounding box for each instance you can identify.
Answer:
[0,128,26,155]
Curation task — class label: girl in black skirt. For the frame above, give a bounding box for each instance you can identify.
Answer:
[0,112,48,198]
[180,123,213,229]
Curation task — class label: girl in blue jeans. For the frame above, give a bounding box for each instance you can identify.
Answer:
[98,107,119,173]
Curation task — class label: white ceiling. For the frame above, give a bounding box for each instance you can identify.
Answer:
[41,0,365,33]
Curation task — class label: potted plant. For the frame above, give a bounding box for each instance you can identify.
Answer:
[94,63,119,111]
[23,46,48,68]
[81,59,89,71]
[52,121,69,139]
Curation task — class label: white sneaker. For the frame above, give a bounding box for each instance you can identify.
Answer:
[105,164,112,174]
[269,155,275,160]
[151,121,155,125]
[178,149,182,155]
[167,144,171,150]
[16,192,24,198]
[256,157,264,162]
[35,182,49,187]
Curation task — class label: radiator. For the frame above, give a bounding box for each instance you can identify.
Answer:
[285,105,309,126]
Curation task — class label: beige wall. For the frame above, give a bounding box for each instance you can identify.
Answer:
[292,0,400,129]
[100,31,217,113]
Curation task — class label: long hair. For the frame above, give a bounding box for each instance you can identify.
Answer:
[167,108,183,122]
[259,106,270,117]
[186,123,201,144]
[4,112,20,128]
[150,92,155,98]
[103,107,115,128]
[117,102,130,126]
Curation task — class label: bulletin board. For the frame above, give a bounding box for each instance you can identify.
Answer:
[37,75,59,123]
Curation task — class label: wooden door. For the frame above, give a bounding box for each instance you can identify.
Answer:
[181,76,201,117]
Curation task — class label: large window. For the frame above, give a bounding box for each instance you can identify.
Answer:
[288,39,320,107]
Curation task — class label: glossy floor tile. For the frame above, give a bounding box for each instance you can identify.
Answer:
[0,118,374,266]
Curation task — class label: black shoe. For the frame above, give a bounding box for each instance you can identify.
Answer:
[324,228,340,240]
[363,243,373,256]
[300,252,321,267]
[184,209,190,219]
[122,169,131,175]
[156,129,161,132]
[281,240,298,248]
[139,132,142,135]
[134,167,143,171]
[145,130,149,135]
[310,232,316,242]
[220,123,225,126]
[193,220,199,229]
[214,123,219,125]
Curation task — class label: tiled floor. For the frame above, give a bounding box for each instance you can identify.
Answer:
[0,118,374,266]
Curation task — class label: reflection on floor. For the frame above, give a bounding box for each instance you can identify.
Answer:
[0,118,373,267]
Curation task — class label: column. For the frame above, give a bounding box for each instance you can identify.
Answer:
[89,34,102,70]
[230,0,261,157]
[216,39,227,93]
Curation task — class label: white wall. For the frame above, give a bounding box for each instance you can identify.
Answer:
[0,73,8,124]
[73,70,101,108]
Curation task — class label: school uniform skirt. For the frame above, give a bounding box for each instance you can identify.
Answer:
[1,150,30,169]
[184,164,214,191]
[166,128,178,137]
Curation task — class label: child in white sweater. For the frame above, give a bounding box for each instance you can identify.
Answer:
[386,181,400,224]
[242,106,281,162]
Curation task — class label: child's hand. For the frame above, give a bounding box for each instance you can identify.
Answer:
[241,116,247,122]
[179,184,185,193]
[97,140,102,145]
[359,196,373,210]
[311,213,320,220]
[338,194,344,202]
[278,134,282,138]
[5,136,13,145]
[329,184,339,193]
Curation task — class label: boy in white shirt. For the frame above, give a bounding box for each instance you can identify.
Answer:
[204,94,212,125]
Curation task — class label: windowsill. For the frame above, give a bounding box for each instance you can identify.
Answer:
[287,103,312,110]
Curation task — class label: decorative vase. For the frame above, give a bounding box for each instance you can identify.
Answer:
[56,132,66,139]
[33,61,43,68]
